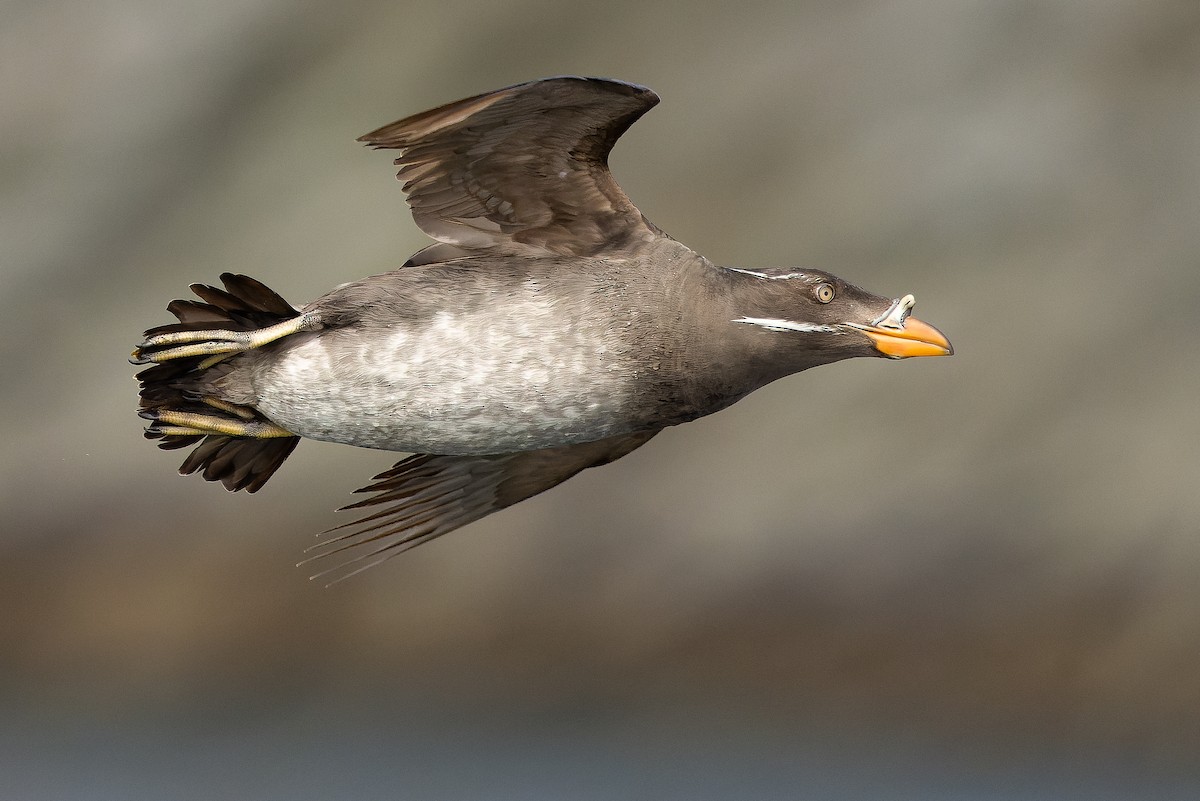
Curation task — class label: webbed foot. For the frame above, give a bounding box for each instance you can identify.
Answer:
[140,408,295,439]
[131,313,317,364]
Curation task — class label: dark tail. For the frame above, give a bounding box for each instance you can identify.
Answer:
[136,273,301,493]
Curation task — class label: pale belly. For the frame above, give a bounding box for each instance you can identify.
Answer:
[248,311,649,455]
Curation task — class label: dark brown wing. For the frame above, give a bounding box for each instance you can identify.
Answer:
[358,76,663,257]
[302,430,660,583]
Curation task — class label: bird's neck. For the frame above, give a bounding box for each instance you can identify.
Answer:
[661,262,828,411]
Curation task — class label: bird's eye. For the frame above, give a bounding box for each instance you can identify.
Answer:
[814,283,835,304]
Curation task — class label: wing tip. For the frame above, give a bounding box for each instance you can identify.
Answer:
[356,76,658,148]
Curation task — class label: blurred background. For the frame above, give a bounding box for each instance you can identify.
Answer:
[4,0,1199,797]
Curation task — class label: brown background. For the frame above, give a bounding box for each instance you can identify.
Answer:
[3,0,1199,797]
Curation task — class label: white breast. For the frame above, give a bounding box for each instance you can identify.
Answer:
[252,294,641,454]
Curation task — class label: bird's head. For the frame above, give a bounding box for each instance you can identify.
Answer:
[725,267,953,369]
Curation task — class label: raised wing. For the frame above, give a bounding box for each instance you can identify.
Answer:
[358,76,664,257]
[303,430,659,583]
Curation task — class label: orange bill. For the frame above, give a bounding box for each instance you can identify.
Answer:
[858,317,953,359]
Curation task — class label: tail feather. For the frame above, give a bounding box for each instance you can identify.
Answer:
[137,273,303,493]
[176,435,300,493]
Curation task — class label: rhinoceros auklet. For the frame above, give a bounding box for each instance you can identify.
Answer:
[133,76,952,581]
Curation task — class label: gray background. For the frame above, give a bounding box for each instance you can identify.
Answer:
[3,0,1199,798]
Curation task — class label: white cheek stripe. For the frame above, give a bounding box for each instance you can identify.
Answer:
[725,267,807,281]
[733,316,843,334]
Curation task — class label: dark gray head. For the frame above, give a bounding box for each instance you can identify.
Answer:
[722,266,953,373]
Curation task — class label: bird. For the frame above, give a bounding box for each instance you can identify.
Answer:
[133,76,952,581]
